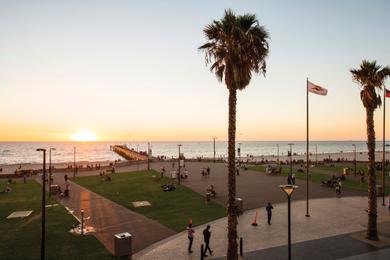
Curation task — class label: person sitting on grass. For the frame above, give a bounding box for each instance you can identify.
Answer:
[162,182,176,191]
[1,185,12,194]
[207,185,216,197]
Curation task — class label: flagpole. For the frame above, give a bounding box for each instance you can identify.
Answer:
[382,86,386,206]
[306,78,310,217]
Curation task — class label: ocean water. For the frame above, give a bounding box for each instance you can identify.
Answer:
[0,141,387,165]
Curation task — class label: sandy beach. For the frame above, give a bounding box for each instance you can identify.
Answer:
[251,150,390,163]
[2,151,390,176]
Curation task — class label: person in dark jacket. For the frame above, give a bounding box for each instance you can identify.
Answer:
[266,202,274,225]
[203,225,213,257]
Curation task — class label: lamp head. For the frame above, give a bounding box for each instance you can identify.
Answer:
[36,148,46,152]
[280,184,298,197]
[50,147,56,151]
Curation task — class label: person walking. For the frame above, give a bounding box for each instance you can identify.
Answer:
[187,223,195,253]
[266,202,274,225]
[160,167,165,178]
[335,179,341,195]
[203,225,213,257]
[291,173,296,185]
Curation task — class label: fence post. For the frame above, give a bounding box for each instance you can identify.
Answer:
[240,237,243,256]
[200,244,204,260]
[81,210,84,235]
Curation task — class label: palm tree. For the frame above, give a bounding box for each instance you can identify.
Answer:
[350,60,390,240]
[199,9,269,259]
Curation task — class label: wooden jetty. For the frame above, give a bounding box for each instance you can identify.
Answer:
[112,145,148,161]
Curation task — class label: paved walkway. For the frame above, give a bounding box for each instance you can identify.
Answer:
[35,161,382,258]
[225,221,390,260]
[151,161,364,210]
[134,196,390,259]
[47,169,175,255]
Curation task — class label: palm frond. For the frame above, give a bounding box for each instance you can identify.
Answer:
[351,60,390,109]
[199,9,270,90]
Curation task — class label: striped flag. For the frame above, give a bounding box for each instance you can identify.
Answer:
[385,88,390,98]
[308,81,328,96]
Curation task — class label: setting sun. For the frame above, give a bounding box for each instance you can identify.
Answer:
[70,130,97,142]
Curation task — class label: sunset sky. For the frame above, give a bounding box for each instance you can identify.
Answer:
[0,0,389,142]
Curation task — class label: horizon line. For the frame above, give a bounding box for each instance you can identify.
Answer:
[0,139,383,143]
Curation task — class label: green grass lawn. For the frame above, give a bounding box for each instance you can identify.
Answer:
[72,170,226,232]
[0,180,113,260]
[316,162,390,174]
[248,163,389,194]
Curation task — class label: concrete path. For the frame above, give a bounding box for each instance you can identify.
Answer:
[37,161,376,258]
[217,225,390,260]
[151,161,364,210]
[134,196,390,259]
[339,248,390,260]
[48,170,175,255]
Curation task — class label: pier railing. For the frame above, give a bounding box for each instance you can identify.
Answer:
[112,145,148,161]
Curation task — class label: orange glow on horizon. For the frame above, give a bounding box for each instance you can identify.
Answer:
[70,130,98,142]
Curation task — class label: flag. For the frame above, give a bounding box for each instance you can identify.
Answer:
[385,88,390,98]
[308,81,328,96]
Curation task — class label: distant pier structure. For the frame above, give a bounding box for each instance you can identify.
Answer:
[111,145,148,161]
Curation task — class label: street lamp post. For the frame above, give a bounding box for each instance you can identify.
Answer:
[277,144,280,167]
[280,184,298,260]
[37,148,46,260]
[352,144,356,176]
[213,136,216,163]
[48,148,56,197]
[147,142,151,171]
[178,144,182,185]
[238,143,242,161]
[288,143,294,178]
[73,147,76,177]
[315,144,318,165]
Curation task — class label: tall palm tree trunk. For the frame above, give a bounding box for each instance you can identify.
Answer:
[227,88,238,259]
[366,107,378,240]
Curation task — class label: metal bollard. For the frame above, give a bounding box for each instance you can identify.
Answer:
[240,237,243,256]
[81,210,84,235]
[200,244,204,260]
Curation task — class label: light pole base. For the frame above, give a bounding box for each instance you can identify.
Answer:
[305,214,311,217]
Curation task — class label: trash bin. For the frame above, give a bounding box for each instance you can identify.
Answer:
[235,198,243,215]
[114,232,132,258]
[376,185,383,197]
[50,185,60,195]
